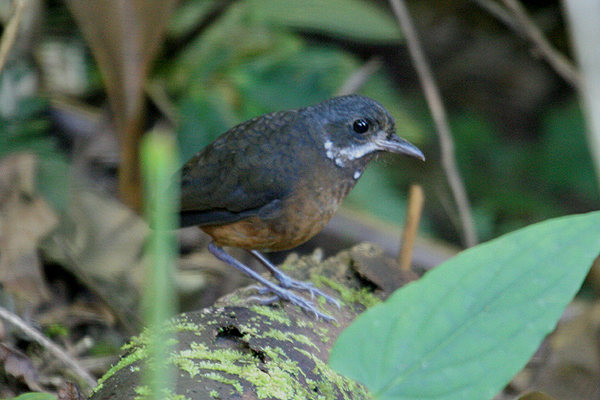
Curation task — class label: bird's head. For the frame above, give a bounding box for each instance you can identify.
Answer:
[306,95,425,169]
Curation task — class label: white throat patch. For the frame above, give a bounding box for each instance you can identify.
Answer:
[324,139,379,168]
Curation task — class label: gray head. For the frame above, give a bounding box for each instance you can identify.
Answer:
[303,95,424,168]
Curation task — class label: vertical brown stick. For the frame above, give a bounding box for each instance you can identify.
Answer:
[398,184,424,271]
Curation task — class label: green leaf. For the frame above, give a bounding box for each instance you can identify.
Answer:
[0,95,70,212]
[8,393,57,400]
[247,0,402,42]
[329,212,600,400]
[168,0,221,39]
[236,45,357,111]
[539,100,598,199]
[177,95,239,163]
[140,128,179,399]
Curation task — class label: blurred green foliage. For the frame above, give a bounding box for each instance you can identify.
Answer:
[7,393,57,400]
[245,0,401,41]
[448,99,598,241]
[539,100,598,201]
[0,65,70,211]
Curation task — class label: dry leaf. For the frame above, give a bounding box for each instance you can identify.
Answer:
[0,153,57,306]
[64,0,179,210]
[42,190,149,331]
[0,343,44,391]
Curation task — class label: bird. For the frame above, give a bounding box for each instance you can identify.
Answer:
[179,94,425,319]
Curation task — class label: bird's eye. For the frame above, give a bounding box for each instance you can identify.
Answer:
[353,119,370,134]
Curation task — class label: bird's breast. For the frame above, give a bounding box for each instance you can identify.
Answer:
[202,167,358,252]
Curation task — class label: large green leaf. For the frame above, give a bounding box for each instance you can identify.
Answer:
[329,212,600,400]
[247,0,402,42]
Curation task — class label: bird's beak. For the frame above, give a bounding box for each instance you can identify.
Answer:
[375,133,425,161]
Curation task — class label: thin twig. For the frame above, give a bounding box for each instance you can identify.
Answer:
[502,0,581,88]
[473,0,581,89]
[0,306,97,389]
[337,57,383,96]
[398,184,424,270]
[471,0,519,30]
[388,0,478,247]
[0,0,27,75]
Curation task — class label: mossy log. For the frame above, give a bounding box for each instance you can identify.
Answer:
[89,243,418,400]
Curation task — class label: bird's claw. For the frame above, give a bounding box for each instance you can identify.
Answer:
[270,286,336,321]
[247,285,336,321]
[247,294,279,304]
[277,278,341,309]
[247,249,341,313]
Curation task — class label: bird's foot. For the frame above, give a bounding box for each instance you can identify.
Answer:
[259,272,341,308]
[249,250,341,308]
[247,285,335,321]
[209,243,336,320]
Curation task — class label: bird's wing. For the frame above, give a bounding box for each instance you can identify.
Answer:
[179,110,302,227]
